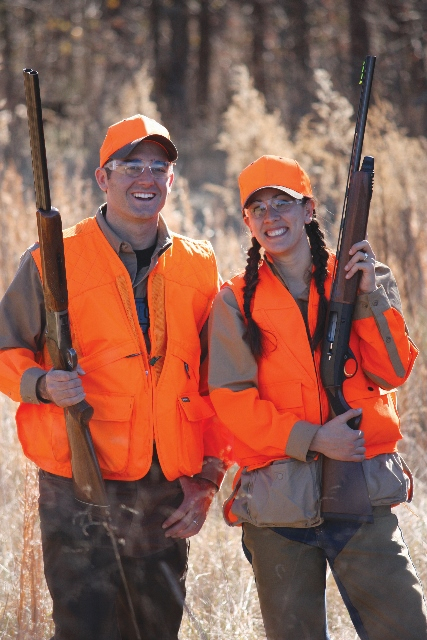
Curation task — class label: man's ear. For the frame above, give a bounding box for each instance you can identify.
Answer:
[95,167,108,192]
[167,171,175,193]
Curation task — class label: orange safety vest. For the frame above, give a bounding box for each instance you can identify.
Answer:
[16,216,220,481]
[211,257,417,473]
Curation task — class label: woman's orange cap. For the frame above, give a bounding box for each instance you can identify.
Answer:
[238,155,313,208]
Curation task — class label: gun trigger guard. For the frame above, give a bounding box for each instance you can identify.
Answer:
[343,348,358,378]
[66,348,78,371]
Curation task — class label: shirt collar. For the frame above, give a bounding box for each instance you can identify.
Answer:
[95,204,173,258]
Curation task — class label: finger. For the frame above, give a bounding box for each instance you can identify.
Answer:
[342,408,362,421]
[76,364,86,376]
[47,380,84,397]
[47,370,81,383]
[162,505,187,530]
[165,515,204,539]
[57,394,86,408]
[54,386,86,404]
[345,250,372,271]
[348,240,372,256]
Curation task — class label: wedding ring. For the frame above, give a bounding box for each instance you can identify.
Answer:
[362,252,369,261]
[193,519,198,525]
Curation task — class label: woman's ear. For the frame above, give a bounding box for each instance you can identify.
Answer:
[304,199,315,224]
[243,214,253,234]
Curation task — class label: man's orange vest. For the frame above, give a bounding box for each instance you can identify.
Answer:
[16,216,220,481]
[212,258,417,471]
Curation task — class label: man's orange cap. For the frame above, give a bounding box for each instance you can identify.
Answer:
[238,155,313,208]
[99,114,178,167]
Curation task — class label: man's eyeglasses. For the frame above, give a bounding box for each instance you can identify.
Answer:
[104,159,173,178]
[245,196,304,219]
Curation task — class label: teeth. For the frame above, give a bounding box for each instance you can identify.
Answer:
[134,193,155,200]
[266,228,286,237]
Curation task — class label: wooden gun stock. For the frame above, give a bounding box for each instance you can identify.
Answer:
[24,68,108,511]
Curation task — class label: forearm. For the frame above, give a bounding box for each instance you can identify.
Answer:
[353,285,417,387]
[0,249,47,403]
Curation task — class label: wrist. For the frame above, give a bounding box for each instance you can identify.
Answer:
[35,374,51,404]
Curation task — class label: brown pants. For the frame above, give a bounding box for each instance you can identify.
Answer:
[39,457,188,640]
[243,507,427,640]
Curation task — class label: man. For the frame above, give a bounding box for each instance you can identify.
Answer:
[0,114,229,640]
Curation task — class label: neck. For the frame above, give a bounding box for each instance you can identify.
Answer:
[269,241,312,297]
[105,211,159,250]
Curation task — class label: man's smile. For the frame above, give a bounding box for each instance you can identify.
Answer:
[132,192,156,201]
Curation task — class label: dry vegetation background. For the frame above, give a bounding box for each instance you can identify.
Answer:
[0,1,427,638]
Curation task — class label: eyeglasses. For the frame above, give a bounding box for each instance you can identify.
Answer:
[245,196,304,219]
[104,159,173,178]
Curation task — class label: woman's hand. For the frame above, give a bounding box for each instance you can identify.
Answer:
[309,408,366,461]
[345,240,376,294]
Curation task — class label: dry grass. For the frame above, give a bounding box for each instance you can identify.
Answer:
[0,65,426,638]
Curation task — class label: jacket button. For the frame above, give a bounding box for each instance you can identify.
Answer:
[277,473,283,480]
[386,336,391,343]
[373,300,378,306]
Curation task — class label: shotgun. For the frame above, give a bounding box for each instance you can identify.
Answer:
[23,68,109,511]
[320,56,376,522]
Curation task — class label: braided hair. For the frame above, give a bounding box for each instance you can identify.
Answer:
[242,237,264,357]
[305,207,329,350]
[242,200,329,357]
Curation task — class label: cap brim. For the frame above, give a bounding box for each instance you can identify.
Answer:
[243,185,304,208]
[110,134,178,162]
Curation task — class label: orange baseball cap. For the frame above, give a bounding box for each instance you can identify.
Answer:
[238,155,313,208]
[99,114,178,167]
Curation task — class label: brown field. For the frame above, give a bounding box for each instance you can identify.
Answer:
[0,67,426,639]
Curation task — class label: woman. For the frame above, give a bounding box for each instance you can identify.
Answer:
[208,155,427,640]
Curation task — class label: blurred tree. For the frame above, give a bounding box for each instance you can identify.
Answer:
[251,0,269,96]
[197,0,212,114]
[348,0,370,104]
[275,0,313,127]
[383,0,427,136]
[167,0,190,126]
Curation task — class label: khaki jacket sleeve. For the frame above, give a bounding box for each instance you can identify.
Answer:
[194,269,233,488]
[0,249,47,403]
[208,287,319,459]
[352,262,418,390]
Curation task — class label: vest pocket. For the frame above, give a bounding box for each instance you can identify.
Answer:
[177,392,215,472]
[49,394,134,473]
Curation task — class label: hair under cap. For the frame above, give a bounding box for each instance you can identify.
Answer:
[238,155,313,208]
[99,114,178,167]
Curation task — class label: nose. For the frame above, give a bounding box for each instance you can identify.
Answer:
[135,167,155,185]
[263,203,280,222]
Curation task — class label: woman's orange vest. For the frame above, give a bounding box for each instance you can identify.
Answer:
[212,257,417,471]
[16,216,220,481]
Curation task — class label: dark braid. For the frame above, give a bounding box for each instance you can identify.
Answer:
[305,207,330,350]
[242,237,264,357]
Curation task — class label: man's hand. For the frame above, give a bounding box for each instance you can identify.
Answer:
[162,476,217,539]
[310,408,366,462]
[36,365,86,407]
